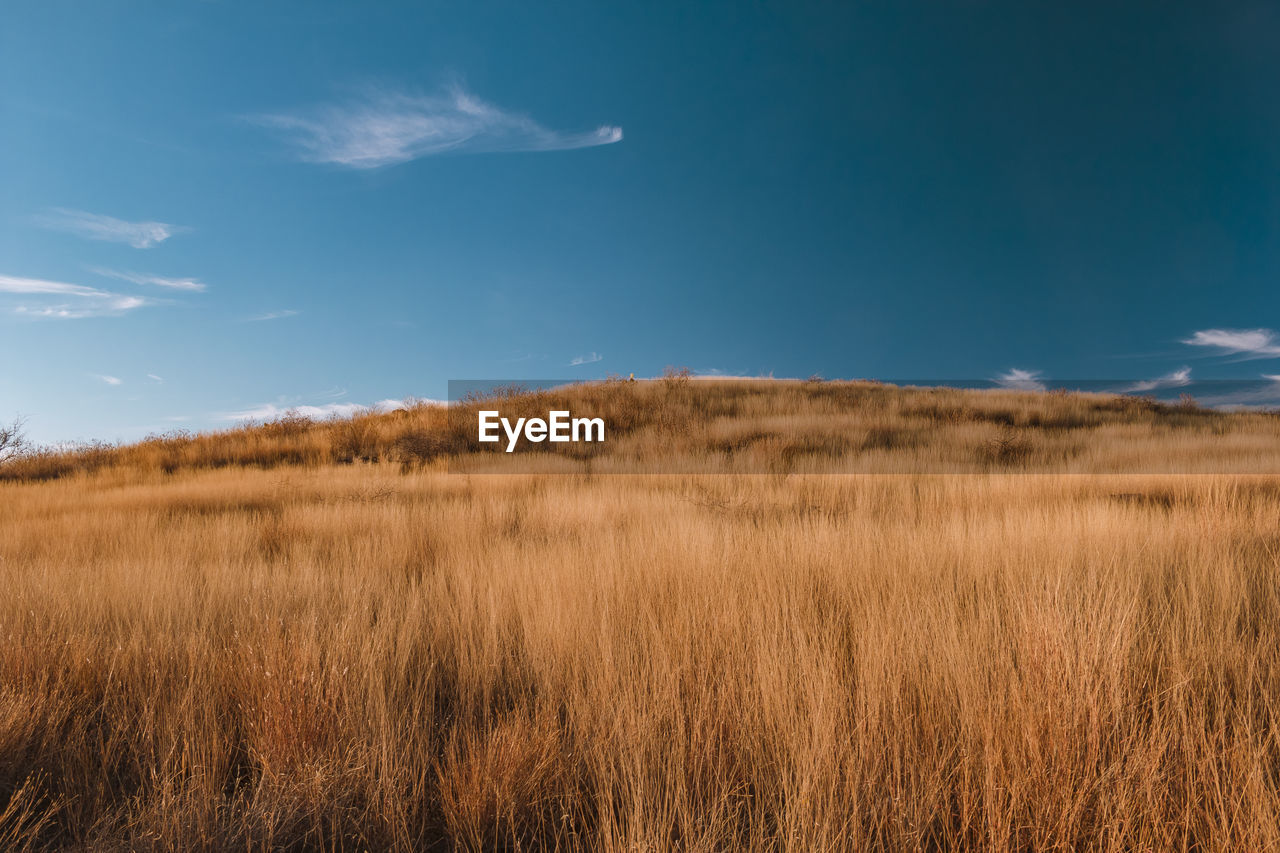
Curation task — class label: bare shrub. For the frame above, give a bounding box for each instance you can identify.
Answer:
[394,431,458,470]
[332,417,381,463]
[259,411,314,439]
[662,365,693,387]
[0,416,28,463]
[983,425,1033,465]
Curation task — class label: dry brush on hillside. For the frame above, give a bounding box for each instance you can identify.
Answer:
[6,379,1280,481]
[3,380,1280,851]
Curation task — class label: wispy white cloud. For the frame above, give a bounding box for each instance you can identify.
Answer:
[147,374,164,383]
[569,352,603,366]
[993,368,1047,391]
[91,374,123,386]
[35,208,186,248]
[1183,328,1280,358]
[1126,366,1192,393]
[688,368,785,380]
[215,396,426,423]
[257,84,623,169]
[245,309,300,322]
[0,274,150,319]
[1183,375,1280,410]
[0,276,106,297]
[218,402,366,421]
[688,373,776,380]
[90,267,207,292]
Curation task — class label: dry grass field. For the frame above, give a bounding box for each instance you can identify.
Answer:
[4,379,1280,850]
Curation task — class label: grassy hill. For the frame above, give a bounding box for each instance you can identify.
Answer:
[4,380,1280,850]
[6,377,1280,481]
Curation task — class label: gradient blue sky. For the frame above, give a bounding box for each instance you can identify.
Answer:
[5,1,1280,442]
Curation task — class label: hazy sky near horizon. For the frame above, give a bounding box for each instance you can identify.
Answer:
[4,1,1280,442]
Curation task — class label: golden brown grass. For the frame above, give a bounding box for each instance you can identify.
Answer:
[4,380,1280,850]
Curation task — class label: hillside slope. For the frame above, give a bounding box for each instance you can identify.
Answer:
[5,378,1280,481]
[3,381,1280,851]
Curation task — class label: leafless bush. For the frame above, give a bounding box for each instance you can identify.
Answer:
[662,365,693,387]
[394,431,460,470]
[984,425,1032,464]
[332,417,381,463]
[0,416,28,463]
[259,411,314,439]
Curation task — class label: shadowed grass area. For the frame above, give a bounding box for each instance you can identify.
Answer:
[3,380,1280,850]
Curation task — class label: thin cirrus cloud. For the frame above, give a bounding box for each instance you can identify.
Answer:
[255,84,623,169]
[90,267,207,292]
[993,368,1047,391]
[569,352,603,366]
[217,398,416,422]
[1126,366,1192,393]
[1182,328,1280,358]
[34,208,187,249]
[0,274,149,319]
[245,309,300,322]
[90,374,123,386]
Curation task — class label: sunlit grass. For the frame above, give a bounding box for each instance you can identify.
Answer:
[3,380,1280,850]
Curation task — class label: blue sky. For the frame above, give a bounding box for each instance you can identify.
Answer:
[4,1,1280,442]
